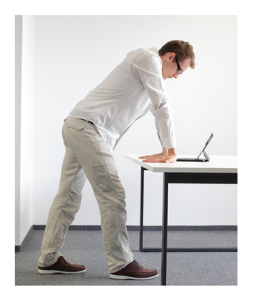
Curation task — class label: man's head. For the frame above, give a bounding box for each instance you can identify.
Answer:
[158,40,195,80]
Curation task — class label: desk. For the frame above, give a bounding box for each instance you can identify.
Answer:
[124,155,237,285]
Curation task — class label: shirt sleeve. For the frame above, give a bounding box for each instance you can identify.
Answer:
[133,53,176,149]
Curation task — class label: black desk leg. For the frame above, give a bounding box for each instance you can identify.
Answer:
[139,167,145,251]
[140,167,169,285]
[161,173,169,285]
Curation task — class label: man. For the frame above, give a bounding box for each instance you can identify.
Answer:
[37,40,195,280]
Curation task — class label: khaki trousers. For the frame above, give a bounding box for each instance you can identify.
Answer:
[37,117,133,273]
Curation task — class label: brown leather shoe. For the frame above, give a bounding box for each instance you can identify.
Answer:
[110,260,159,280]
[38,256,86,274]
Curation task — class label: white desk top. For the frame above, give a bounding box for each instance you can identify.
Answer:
[124,155,237,173]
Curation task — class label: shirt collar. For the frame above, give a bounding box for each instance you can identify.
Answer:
[149,47,159,55]
[149,47,162,64]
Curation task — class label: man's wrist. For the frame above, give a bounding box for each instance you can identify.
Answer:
[168,148,177,156]
[162,147,168,155]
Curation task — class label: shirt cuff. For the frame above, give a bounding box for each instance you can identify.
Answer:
[161,136,177,150]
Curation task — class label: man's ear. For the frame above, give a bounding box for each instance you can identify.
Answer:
[165,52,176,61]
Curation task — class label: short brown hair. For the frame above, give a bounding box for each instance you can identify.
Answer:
[158,40,195,69]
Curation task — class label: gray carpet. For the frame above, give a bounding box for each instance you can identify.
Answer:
[15,229,237,285]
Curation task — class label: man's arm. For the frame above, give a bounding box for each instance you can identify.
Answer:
[134,53,177,163]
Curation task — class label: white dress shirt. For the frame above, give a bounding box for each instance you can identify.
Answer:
[68,47,176,152]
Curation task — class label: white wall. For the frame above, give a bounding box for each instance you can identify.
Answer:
[32,15,237,227]
[15,15,22,245]
[15,15,35,245]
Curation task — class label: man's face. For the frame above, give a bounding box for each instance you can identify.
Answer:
[159,52,191,80]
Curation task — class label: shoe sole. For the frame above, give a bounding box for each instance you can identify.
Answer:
[38,269,86,274]
[110,273,159,280]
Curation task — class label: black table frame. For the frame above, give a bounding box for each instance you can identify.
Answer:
[139,167,237,285]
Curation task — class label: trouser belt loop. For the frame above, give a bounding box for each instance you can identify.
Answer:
[80,118,94,125]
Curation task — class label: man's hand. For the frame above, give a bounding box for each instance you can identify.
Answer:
[138,148,177,163]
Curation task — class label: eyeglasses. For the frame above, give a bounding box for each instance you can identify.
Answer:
[175,56,183,74]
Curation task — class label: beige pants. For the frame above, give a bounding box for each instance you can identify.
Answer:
[37,117,133,273]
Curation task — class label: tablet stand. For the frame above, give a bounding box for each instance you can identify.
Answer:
[203,150,210,161]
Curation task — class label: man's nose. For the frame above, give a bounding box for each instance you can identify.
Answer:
[173,74,179,79]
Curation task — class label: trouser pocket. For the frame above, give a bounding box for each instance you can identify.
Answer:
[66,118,86,130]
[92,164,114,192]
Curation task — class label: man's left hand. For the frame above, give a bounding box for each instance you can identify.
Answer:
[140,154,177,163]
[139,148,177,163]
